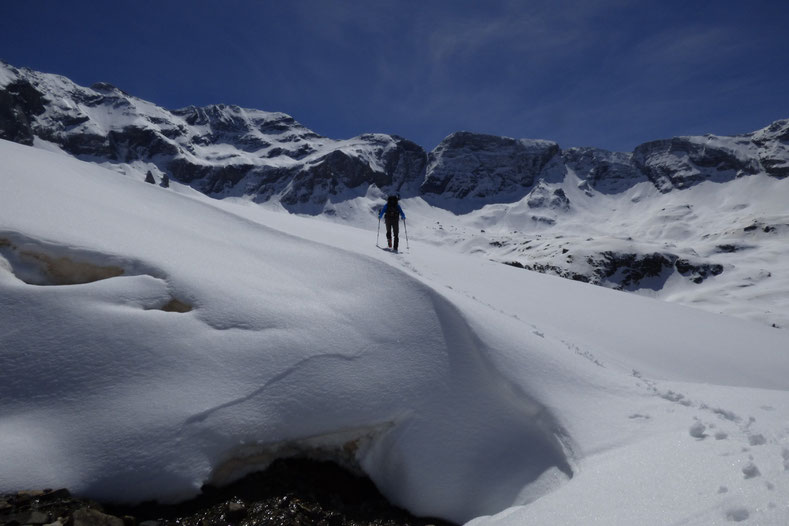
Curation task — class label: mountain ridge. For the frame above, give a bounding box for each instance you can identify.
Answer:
[3,61,789,328]
[2,60,787,215]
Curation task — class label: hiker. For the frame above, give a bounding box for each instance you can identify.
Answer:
[379,195,406,251]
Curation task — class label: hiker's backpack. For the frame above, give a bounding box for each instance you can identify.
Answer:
[385,196,400,220]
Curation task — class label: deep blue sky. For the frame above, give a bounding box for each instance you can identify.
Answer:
[2,0,787,152]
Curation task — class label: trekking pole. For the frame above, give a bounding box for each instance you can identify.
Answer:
[403,218,409,250]
[377,216,381,247]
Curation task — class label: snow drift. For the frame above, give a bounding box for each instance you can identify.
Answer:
[0,139,571,522]
[2,138,789,525]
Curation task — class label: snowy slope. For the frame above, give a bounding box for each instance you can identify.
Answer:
[261,167,789,331]
[401,170,789,329]
[4,61,789,331]
[2,138,789,525]
[3,61,789,331]
[0,139,571,522]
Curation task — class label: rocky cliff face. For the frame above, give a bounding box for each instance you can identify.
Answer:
[751,118,789,178]
[0,62,426,213]
[629,120,789,192]
[632,135,761,192]
[562,147,646,194]
[420,132,563,209]
[1,61,787,213]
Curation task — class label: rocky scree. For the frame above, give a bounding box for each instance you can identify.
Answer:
[1,458,454,526]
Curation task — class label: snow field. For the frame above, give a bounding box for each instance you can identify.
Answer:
[314,165,789,329]
[220,185,789,524]
[2,138,789,524]
[0,140,567,523]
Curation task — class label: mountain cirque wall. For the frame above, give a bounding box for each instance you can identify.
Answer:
[0,62,427,213]
[1,60,788,213]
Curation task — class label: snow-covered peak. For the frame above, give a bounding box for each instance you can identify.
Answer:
[0,59,20,88]
[172,103,316,139]
[749,118,789,178]
[2,61,788,213]
[0,61,426,211]
[750,118,789,143]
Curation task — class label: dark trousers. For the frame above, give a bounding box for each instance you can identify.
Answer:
[385,217,399,250]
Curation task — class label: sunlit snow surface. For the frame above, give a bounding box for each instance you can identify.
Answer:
[1,139,789,525]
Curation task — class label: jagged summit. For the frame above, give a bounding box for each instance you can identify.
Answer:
[1,60,787,215]
[0,61,426,212]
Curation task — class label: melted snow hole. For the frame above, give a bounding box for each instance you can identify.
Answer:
[208,425,389,488]
[0,233,192,312]
[0,236,125,285]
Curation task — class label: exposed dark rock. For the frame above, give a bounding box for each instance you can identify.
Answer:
[107,127,179,162]
[751,119,789,178]
[675,259,723,284]
[505,261,590,283]
[563,147,645,194]
[526,184,570,210]
[0,459,455,526]
[374,135,429,196]
[716,244,740,253]
[595,252,675,288]
[0,488,101,526]
[421,132,562,208]
[590,251,723,289]
[741,221,783,235]
[0,77,47,146]
[72,507,126,526]
[506,249,725,290]
[158,298,192,313]
[632,137,760,192]
[107,458,455,526]
[530,216,556,225]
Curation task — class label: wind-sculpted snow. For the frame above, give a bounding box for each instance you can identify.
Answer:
[0,139,573,523]
[222,193,789,525]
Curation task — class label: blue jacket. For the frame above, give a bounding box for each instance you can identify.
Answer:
[379,203,405,220]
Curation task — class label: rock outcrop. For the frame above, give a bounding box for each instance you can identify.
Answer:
[420,132,563,207]
[632,135,762,192]
[0,62,426,213]
[563,147,646,194]
[0,459,454,526]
